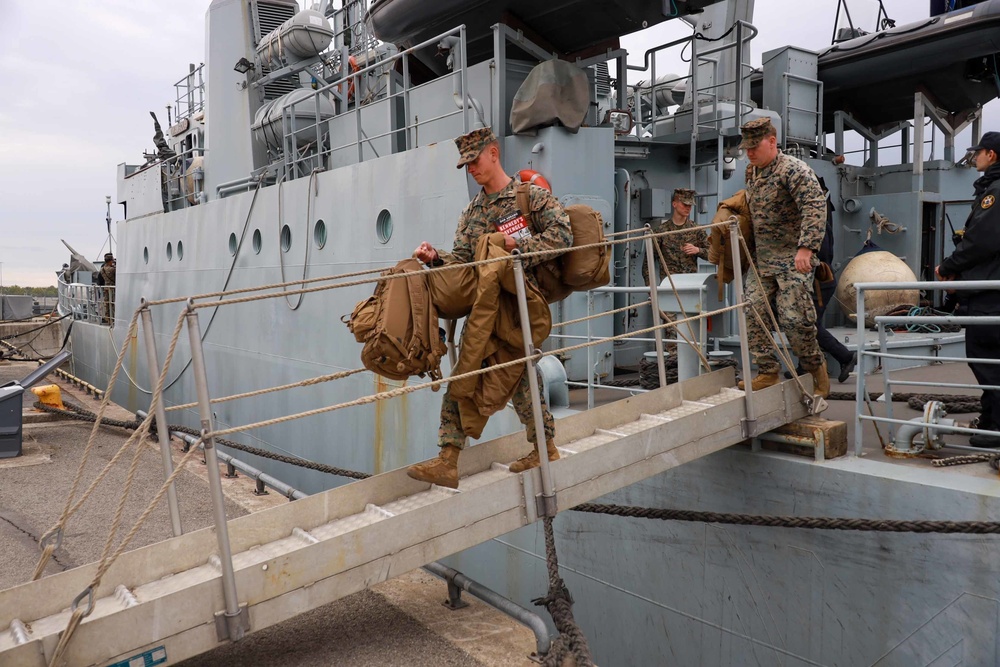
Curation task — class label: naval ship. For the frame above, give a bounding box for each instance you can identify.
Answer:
[40,0,1000,663]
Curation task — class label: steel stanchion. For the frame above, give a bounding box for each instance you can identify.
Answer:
[642,226,668,387]
[140,301,182,537]
[511,252,557,517]
[185,302,249,641]
[728,220,757,437]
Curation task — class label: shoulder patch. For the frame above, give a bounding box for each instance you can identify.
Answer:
[982,194,995,209]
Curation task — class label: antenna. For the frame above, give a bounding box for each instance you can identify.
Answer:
[105,196,113,255]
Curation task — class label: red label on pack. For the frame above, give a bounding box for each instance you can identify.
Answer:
[495,211,533,240]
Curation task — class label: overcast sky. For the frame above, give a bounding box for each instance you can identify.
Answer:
[0,0,990,287]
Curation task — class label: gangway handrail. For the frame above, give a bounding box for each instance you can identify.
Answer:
[28,221,776,664]
[853,279,1000,456]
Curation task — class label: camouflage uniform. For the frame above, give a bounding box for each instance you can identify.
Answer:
[642,218,708,284]
[99,256,116,324]
[439,178,573,287]
[740,119,826,374]
[437,127,573,449]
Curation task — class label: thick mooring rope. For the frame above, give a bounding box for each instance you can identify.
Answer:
[573,503,1000,534]
[535,516,594,667]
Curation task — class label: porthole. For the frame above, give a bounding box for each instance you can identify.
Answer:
[314,219,327,249]
[252,229,262,254]
[281,225,292,253]
[376,209,392,244]
[177,240,184,261]
[166,242,173,261]
[228,233,237,256]
[143,247,149,265]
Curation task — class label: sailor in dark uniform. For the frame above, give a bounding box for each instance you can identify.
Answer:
[937,131,1000,447]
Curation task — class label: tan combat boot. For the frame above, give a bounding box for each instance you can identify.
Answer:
[508,440,560,473]
[809,363,830,399]
[737,373,780,391]
[406,445,461,489]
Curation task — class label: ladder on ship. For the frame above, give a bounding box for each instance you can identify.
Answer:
[0,369,809,667]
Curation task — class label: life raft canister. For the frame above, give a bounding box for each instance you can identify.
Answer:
[518,169,551,192]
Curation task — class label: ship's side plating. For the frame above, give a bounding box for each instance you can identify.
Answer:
[62,0,1000,664]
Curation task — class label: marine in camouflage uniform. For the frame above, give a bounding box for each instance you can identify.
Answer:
[408,127,572,487]
[739,118,826,382]
[99,253,116,325]
[642,188,708,284]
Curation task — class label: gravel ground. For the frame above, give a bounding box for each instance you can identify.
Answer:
[0,360,535,666]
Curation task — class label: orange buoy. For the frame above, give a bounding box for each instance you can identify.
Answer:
[518,169,551,192]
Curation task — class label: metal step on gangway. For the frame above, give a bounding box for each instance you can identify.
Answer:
[0,369,809,667]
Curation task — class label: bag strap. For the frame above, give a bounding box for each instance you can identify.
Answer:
[403,270,429,359]
[515,183,541,235]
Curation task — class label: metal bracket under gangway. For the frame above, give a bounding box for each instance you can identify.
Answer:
[0,368,808,667]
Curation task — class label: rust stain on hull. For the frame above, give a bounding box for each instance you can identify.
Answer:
[126,329,139,411]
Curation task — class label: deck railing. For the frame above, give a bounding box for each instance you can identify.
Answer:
[854,279,1000,456]
[282,25,474,178]
[58,278,115,327]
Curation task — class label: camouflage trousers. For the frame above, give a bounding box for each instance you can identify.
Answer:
[744,270,822,374]
[438,367,554,450]
[103,293,115,324]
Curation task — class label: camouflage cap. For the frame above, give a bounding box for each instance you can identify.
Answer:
[672,188,696,205]
[739,117,776,149]
[454,127,498,169]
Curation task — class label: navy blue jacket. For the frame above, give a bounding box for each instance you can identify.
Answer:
[940,163,1000,303]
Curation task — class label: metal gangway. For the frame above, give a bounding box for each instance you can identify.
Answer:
[0,223,815,667]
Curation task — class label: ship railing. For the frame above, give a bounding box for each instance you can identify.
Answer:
[173,63,205,123]
[853,279,1000,457]
[56,276,72,318]
[59,281,114,326]
[162,146,207,210]
[625,21,758,141]
[282,25,474,178]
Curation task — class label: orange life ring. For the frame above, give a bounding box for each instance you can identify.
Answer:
[337,55,360,100]
[518,169,551,192]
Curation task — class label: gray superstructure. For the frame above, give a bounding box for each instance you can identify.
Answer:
[57,0,1000,663]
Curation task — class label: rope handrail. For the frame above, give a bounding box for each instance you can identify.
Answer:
[164,367,367,412]
[46,222,732,534]
[204,302,747,440]
[32,308,188,582]
[137,221,732,311]
[43,216,742,661]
